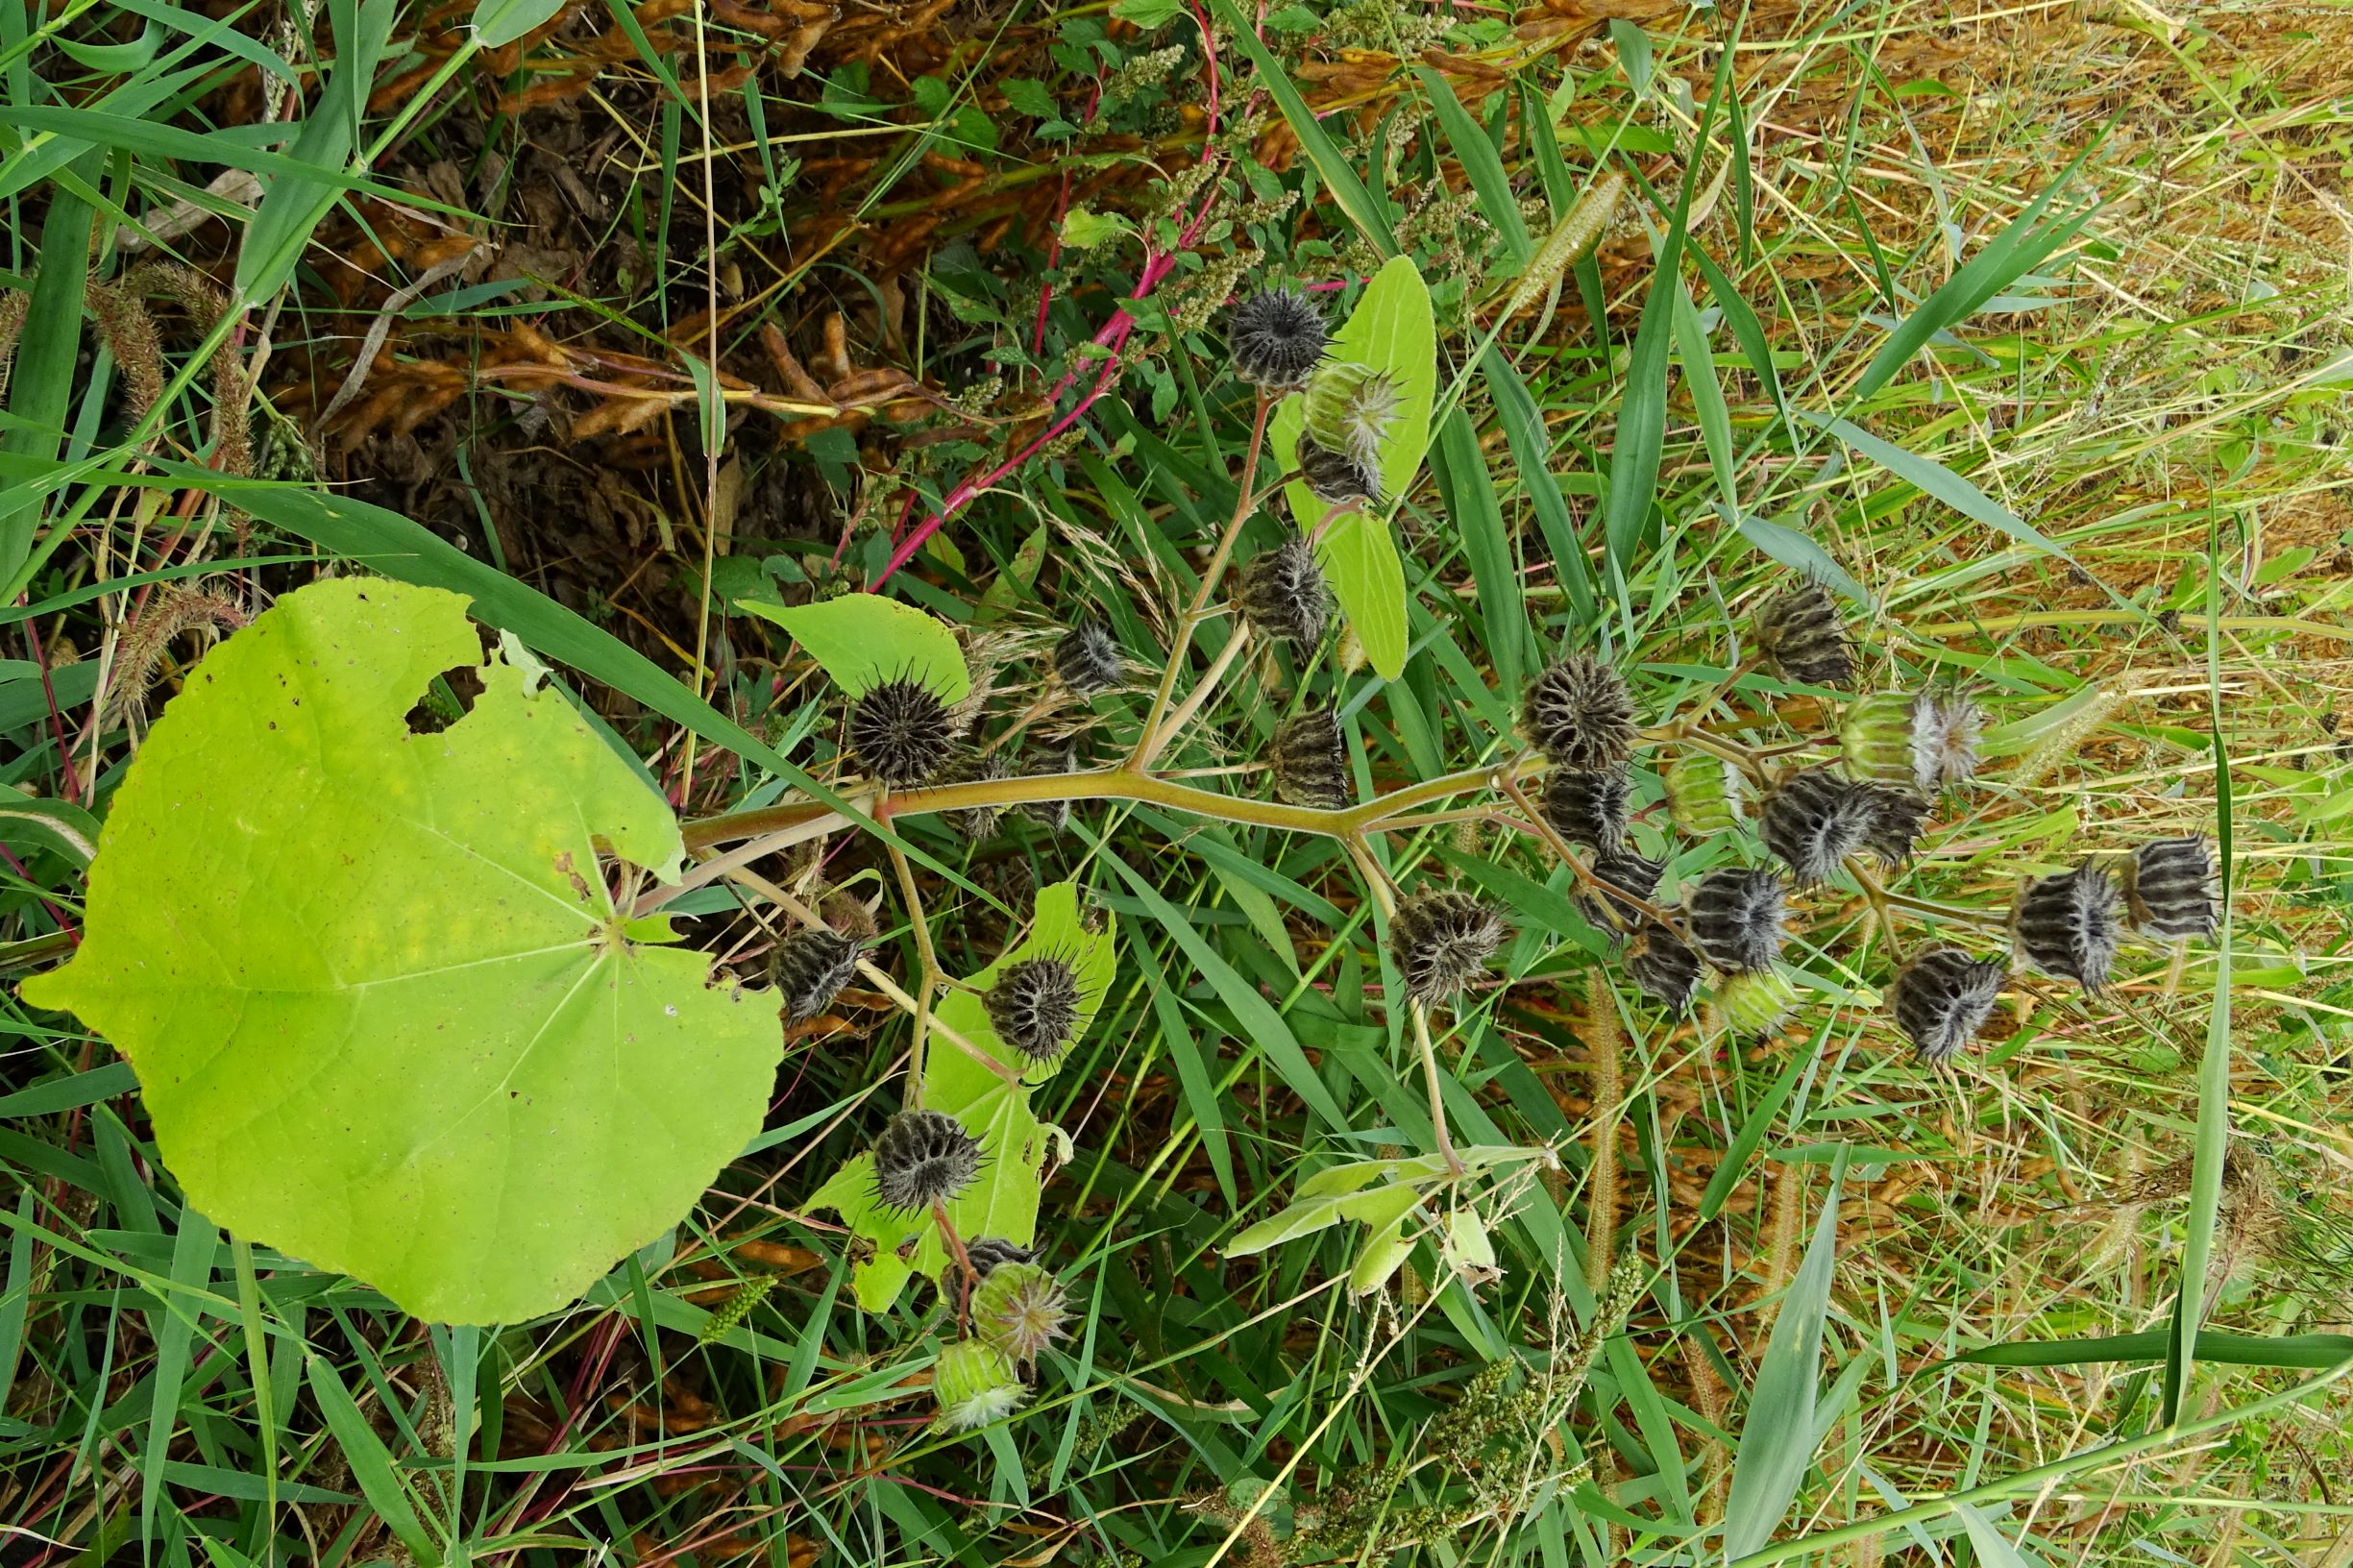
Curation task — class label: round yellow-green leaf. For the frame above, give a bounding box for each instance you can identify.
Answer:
[21,579,779,1324]
[745,594,970,702]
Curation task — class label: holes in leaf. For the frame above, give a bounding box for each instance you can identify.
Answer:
[404,665,485,735]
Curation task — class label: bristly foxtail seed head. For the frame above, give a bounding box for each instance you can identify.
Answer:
[872,1109,983,1213]
[1226,287,1329,390]
[1710,968,1800,1040]
[1523,655,1638,772]
[1753,578,1855,689]
[1579,845,1664,935]
[985,956,1085,1064]
[2011,863,2123,992]
[848,676,958,789]
[1759,766,1879,885]
[1685,868,1788,973]
[2123,836,2219,940]
[971,1262,1070,1364]
[1389,888,1509,1008]
[1626,923,1702,1013]
[771,925,867,1024]
[1664,749,1741,836]
[1270,704,1351,809]
[1541,766,1630,851]
[1303,360,1404,471]
[1296,432,1380,505]
[1235,537,1333,646]
[932,1339,1027,1433]
[1054,619,1123,697]
[1889,947,2006,1065]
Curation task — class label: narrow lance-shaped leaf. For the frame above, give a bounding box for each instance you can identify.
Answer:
[1722,1155,1847,1557]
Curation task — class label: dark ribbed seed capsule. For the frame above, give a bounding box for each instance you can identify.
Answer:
[1753,579,1855,689]
[1888,947,2006,1064]
[1523,655,1638,772]
[1542,766,1630,850]
[1685,868,1788,973]
[2012,864,2123,992]
[848,677,958,788]
[871,1109,983,1213]
[935,746,1013,840]
[1022,740,1084,832]
[1389,889,1509,1007]
[1226,288,1329,389]
[1235,537,1333,647]
[1627,923,1702,1012]
[1759,767,1879,885]
[1579,845,1665,934]
[1270,705,1350,808]
[1296,434,1380,504]
[2123,837,2218,940]
[985,957,1085,1063]
[1858,783,1931,866]
[1054,620,1123,696]
[771,926,867,1024]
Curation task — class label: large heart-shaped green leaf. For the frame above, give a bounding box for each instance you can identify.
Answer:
[22,579,779,1324]
[744,595,970,701]
[810,880,1114,1311]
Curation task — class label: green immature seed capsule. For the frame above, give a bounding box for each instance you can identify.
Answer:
[1842,692,1920,790]
[932,1339,1027,1432]
[1664,750,1741,836]
[971,1262,1070,1363]
[1842,691,1985,794]
[1302,360,1403,471]
[1709,968,1799,1040]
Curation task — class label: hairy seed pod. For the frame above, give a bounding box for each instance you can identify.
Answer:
[872,1109,983,1213]
[1054,619,1123,696]
[848,677,959,788]
[972,1261,1070,1363]
[1663,749,1742,835]
[985,956,1085,1063]
[1753,579,1855,689]
[1843,691,1984,794]
[1236,537,1333,646]
[1022,740,1085,833]
[1858,783,1931,866]
[2011,863,2123,992]
[1710,968,1800,1039]
[770,926,866,1024]
[1270,704,1351,808]
[937,746,1014,840]
[1296,432,1381,504]
[1541,766,1630,851]
[2123,837,2218,940]
[1390,888,1509,1007]
[1626,923,1702,1013]
[1888,947,2006,1064]
[1303,360,1404,471]
[1759,767,1879,885]
[932,1338,1027,1432]
[1579,845,1665,933]
[1686,868,1788,973]
[1226,288,1329,389]
[1523,655,1638,772]
[958,1237,1036,1282]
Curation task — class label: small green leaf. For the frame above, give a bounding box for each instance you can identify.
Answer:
[746,594,971,701]
[1442,1207,1495,1274]
[1348,1214,1418,1295]
[22,581,780,1323]
[471,0,564,48]
[1111,0,1185,25]
[1060,205,1133,251]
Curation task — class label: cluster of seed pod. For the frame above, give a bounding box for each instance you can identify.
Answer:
[1374,578,2221,1066]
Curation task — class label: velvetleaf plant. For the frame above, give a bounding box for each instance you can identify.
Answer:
[16,257,2232,1441]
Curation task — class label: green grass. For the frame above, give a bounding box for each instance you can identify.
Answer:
[6,1,2353,1565]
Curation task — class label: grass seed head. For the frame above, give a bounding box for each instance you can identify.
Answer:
[1236,536,1333,646]
[932,1338,1027,1432]
[771,926,866,1024]
[2123,836,2219,940]
[1226,287,1329,389]
[1270,704,1351,808]
[2012,863,2123,992]
[1753,579,1855,689]
[985,955,1085,1063]
[1626,923,1702,1013]
[1522,655,1638,772]
[971,1261,1069,1363]
[1390,888,1509,1007]
[1541,765,1630,851]
[1054,619,1124,696]
[849,676,959,789]
[872,1109,983,1213]
[1686,867,1789,973]
[1889,947,2006,1064]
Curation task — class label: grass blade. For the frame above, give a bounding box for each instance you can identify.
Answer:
[1723,1152,1848,1558]
[1798,413,2068,558]
[1432,407,1528,694]
[1415,67,1530,269]
[1957,1329,2353,1371]
[1208,0,1392,254]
